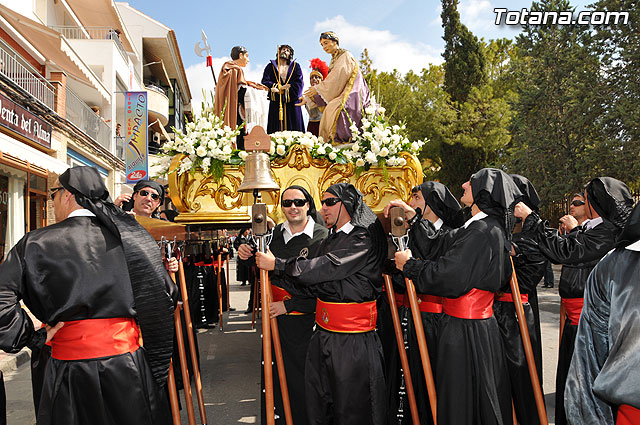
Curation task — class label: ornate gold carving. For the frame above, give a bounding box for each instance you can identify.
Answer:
[168,148,422,226]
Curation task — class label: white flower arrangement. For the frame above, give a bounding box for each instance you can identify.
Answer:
[153,94,424,179]
[347,97,424,171]
[154,96,244,180]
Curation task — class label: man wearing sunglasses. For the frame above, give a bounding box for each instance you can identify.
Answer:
[254,182,388,425]
[0,167,174,425]
[514,177,635,425]
[239,185,327,425]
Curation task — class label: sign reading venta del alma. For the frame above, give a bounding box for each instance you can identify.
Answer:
[0,93,52,149]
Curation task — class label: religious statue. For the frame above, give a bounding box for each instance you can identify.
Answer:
[305,58,329,137]
[214,45,267,149]
[297,32,371,144]
[261,45,305,133]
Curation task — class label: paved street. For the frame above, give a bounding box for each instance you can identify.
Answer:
[2,262,564,424]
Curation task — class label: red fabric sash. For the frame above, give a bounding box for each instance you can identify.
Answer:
[394,293,405,308]
[495,293,529,304]
[414,294,443,314]
[51,318,140,361]
[193,260,222,267]
[315,299,377,333]
[271,285,303,315]
[562,297,584,326]
[443,289,494,319]
[617,405,640,425]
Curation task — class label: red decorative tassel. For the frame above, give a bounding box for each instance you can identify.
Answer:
[206,55,213,67]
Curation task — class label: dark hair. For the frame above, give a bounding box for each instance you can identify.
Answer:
[319,32,339,45]
[230,46,248,60]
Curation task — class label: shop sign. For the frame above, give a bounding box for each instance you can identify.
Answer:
[0,93,52,149]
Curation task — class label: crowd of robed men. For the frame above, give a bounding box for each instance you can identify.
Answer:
[0,165,638,425]
[236,169,638,425]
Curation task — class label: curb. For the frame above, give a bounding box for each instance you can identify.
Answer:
[0,348,31,374]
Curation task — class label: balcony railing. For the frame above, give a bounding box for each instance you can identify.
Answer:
[0,39,55,109]
[65,86,111,151]
[50,26,129,65]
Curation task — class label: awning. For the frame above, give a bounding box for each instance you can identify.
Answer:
[65,0,136,55]
[0,133,69,174]
[0,3,110,101]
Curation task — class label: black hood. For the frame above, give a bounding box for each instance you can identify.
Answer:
[281,185,324,225]
[59,167,174,386]
[414,181,461,228]
[585,177,634,229]
[326,183,377,229]
[471,168,523,234]
[616,202,640,248]
[510,174,540,211]
[325,182,386,263]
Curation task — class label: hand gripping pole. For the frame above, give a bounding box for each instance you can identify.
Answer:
[390,207,438,425]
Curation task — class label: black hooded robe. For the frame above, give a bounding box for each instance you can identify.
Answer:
[272,183,387,425]
[522,177,633,425]
[260,218,328,425]
[0,217,170,425]
[492,174,547,425]
[564,203,640,425]
[403,215,514,425]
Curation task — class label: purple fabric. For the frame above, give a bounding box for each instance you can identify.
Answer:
[261,60,305,133]
[335,71,370,143]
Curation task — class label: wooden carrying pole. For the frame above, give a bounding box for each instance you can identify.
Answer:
[404,277,438,424]
[268,281,294,425]
[383,274,420,425]
[177,260,209,425]
[259,266,275,425]
[389,207,437,424]
[174,302,195,425]
[509,258,548,425]
[167,363,182,425]
[216,252,224,331]
[226,254,231,310]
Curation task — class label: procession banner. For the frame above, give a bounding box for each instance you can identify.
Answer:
[125,91,148,183]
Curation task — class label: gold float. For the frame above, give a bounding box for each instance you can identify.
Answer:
[168,144,423,226]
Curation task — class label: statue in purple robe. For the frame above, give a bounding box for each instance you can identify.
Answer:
[261,45,305,134]
[297,32,371,144]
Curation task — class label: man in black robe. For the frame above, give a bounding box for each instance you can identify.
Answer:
[383,181,461,424]
[255,182,387,425]
[494,174,547,425]
[564,202,640,425]
[395,168,520,425]
[261,45,305,133]
[0,166,174,425]
[239,185,327,425]
[514,176,634,425]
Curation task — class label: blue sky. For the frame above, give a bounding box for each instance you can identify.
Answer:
[124,0,590,109]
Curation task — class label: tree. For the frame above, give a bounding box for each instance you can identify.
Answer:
[508,0,611,202]
[437,0,512,195]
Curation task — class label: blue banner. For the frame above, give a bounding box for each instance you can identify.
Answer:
[125,91,148,183]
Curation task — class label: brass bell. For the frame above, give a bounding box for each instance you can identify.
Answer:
[238,151,280,192]
[238,126,280,193]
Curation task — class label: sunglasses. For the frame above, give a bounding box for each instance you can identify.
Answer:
[571,200,585,207]
[48,186,63,201]
[282,198,307,208]
[138,190,160,201]
[320,197,342,207]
